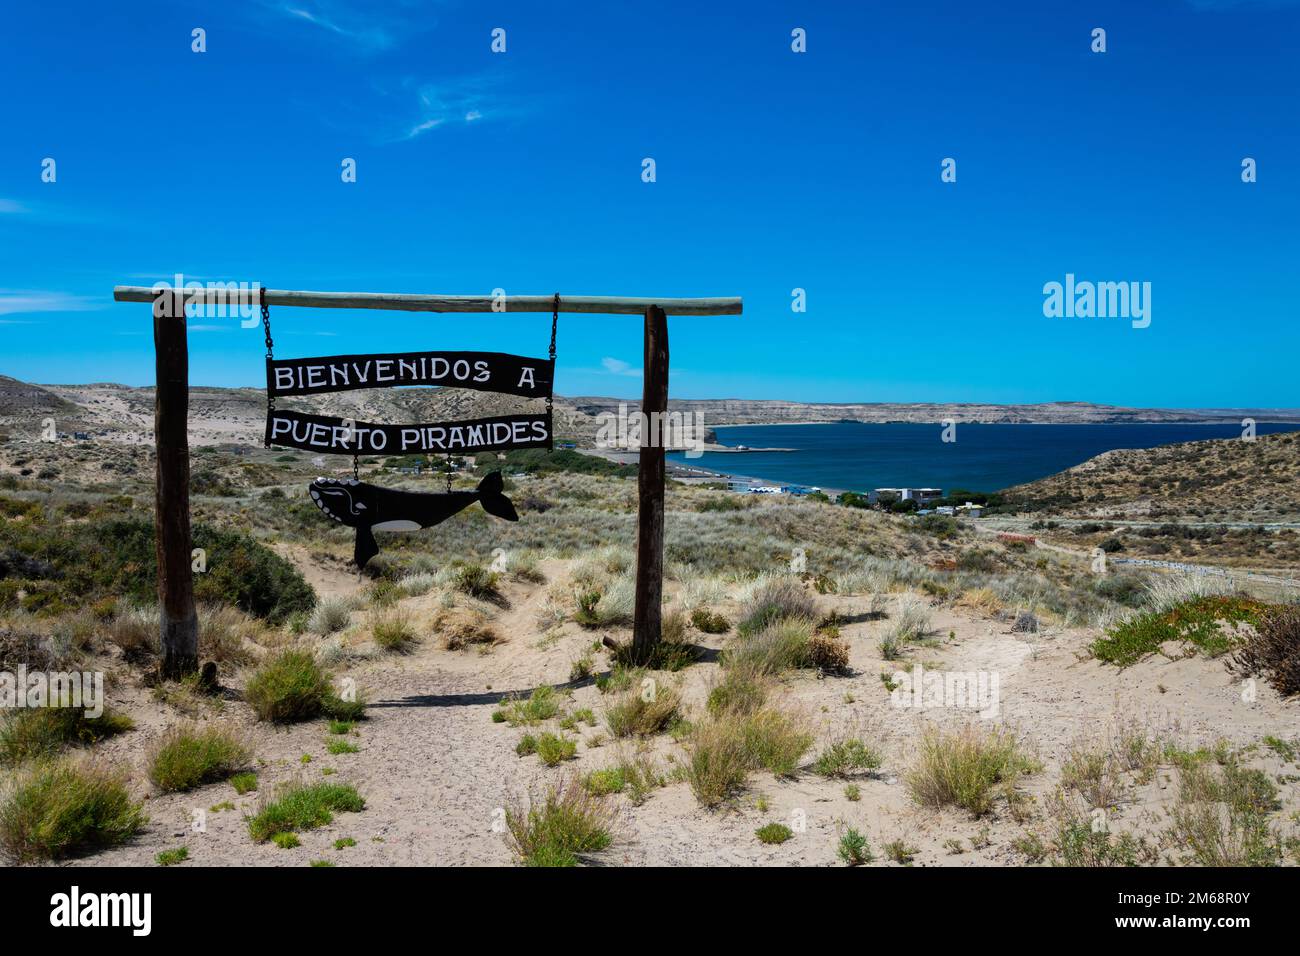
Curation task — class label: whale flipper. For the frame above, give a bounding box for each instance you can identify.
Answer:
[477,471,519,522]
[354,523,379,569]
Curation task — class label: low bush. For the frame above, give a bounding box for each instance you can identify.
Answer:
[1091,596,1266,667]
[504,776,618,866]
[493,686,562,726]
[535,732,577,766]
[370,609,418,653]
[604,684,681,738]
[244,649,364,724]
[906,725,1039,817]
[755,822,792,845]
[147,722,251,792]
[690,608,730,634]
[0,707,134,765]
[685,705,812,807]
[0,760,146,861]
[737,576,816,636]
[838,827,873,865]
[247,781,365,842]
[1230,604,1300,697]
[812,738,882,778]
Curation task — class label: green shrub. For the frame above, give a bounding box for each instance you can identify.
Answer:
[371,609,417,653]
[326,737,359,755]
[248,782,365,842]
[535,732,577,766]
[156,846,189,866]
[906,726,1039,817]
[494,686,562,727]
[583,767,626,796]
[690,608,730,634]
[1052,819,1148,866]
[838,828,873,865]
[147,722,251,792]
[515,734,538,756]
[685,706,812,807]
[448,562,499,598]
[706,671,768,720]
[725,617,818,676]
[1091,596,1266,667]
[737,576,816,636]
[244,649,363,723]
[813,739,882,778]
[12,519,317,624]
[334,837,356,849]
[0,707,134,765]
[504,776,617,866]
[230,772,258,795]
[271,832,301,849]
[604,684,681,738]
[755,822,792,845]
[0,760,146,861]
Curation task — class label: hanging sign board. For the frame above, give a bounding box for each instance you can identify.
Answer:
[266,351,553,399]
[265,408,552,455]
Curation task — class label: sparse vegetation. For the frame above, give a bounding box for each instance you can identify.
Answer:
[906,726,1039,817]
[147,722,251,792]
[1091,595,1266,667]
[838,827,872,865]
[248,781,365,843]
[504,776,617,866]
[244,649,364,724]
[812,738,882,778]
[1230,604,1300,697]
[156,846,189,866]
[755,822,793,845]
[0,760,146,862]
[0,706,134,765]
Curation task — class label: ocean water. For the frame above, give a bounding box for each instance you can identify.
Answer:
[665,421,1300,494]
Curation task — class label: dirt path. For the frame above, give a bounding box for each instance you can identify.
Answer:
[81,557,1300,868]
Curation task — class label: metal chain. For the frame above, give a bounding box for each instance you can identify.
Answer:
[353,454,359,481]
[261,287,274,446]
[445,453,453,493]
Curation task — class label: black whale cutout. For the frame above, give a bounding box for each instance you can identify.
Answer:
[309,470,518,568]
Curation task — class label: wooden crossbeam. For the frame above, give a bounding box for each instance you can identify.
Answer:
[113,287,742,316]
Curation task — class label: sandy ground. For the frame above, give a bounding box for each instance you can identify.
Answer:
[45,549,1295,870]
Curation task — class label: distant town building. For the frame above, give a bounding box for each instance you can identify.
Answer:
[869,487,943,506]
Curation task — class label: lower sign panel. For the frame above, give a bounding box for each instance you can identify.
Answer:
[265,409,552,455]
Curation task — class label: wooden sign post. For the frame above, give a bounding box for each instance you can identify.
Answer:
[632,306,668,663]
[115,286,741,672]
[153,291,199,678]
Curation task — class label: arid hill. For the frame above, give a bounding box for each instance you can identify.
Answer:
[1003,430,1300,522]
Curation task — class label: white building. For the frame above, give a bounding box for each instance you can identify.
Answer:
[869,487,944,506]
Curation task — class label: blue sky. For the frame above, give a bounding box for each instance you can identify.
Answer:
[1,0,1297,407]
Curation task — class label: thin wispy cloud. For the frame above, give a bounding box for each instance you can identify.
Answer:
[401,77,506,140]
[601,357,642,377]
[0,199,27,214]
[0,290,105,316]
[260,0,437,53]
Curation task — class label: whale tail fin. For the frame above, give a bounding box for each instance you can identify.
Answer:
[354,524,379,568]
[477,471,519,522]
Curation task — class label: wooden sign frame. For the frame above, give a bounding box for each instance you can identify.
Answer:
[114,286,741,676]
